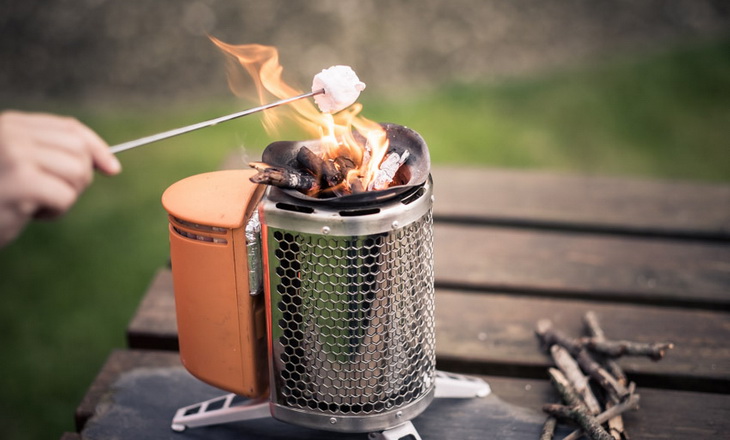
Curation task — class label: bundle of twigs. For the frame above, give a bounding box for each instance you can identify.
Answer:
[536,311,674,440]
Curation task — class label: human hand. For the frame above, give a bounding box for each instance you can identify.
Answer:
[0,110,121,247]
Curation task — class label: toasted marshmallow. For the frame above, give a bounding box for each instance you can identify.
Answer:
[312,65,366,113]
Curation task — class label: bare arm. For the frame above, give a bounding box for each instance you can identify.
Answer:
[0,110,121,247]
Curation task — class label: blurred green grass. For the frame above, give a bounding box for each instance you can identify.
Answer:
[0,37,729,439]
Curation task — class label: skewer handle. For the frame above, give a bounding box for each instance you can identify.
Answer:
[109,89,324,154]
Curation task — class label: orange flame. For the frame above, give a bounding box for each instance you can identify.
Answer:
[210,37,389,189]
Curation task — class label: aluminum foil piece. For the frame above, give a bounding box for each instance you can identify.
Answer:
[245,210,263,296]
[368,150,410,191]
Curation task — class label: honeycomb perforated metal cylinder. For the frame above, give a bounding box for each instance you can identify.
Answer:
[259,178,435,433]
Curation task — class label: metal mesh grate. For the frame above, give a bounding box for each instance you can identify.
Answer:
[268,210,435,416]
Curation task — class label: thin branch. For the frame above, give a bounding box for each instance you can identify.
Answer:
[542,404,614,440]
[540,416,557,440]
[551,345,602,415]
[536,319,629,401]
[562,394,640,440]
[548,368,586,408]
[580,338,675,361]
[584,311,629,439]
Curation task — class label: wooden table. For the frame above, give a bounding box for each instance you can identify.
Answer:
[66,166,730,439]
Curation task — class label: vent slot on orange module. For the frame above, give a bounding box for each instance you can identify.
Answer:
[171,217,228,244]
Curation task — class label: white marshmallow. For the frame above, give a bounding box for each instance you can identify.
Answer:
[312,65,366,113]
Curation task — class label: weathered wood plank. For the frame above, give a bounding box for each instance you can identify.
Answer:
[431,166,730,240]
[126,269,730,391]
[435,290,730,393]
[126,268,179,351]
[434,224,730,309]
[78,349,730,440]
[75,349,180,431]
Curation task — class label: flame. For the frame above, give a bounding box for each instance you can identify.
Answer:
[210,37,389,190]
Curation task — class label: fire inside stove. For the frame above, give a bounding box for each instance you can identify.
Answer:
[209,38,426,201]
[251,122,430,205]
[250,131,410,198]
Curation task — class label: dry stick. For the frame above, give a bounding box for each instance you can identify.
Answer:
[584,311,628,386]
[536,319,582,352]
[551,346,602,415]
[548,368,616,440]
[562,394,641,440]
[580,338,675,361]
[540,416,557,440]
[606,416,627,440]
[542,404,614,440]
[575,350,629,402]
[536,320,629,401]
[548,368,589,409]
[584,311,629,440]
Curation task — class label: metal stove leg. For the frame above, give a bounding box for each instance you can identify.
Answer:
[368,421,422,440]
[434,370,491,398]
[367,372,488,439]
[171,394,269,432]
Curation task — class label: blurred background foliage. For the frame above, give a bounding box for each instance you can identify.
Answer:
[0,1,729,439]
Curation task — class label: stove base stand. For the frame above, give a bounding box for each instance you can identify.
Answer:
[368,421,422,440]
[433,370,491,398]
[171,371,490,436]
[171,394,269,432]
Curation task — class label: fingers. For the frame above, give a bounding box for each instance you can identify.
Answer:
[2,110,121,176]
[25,172,78,219]
[73,119,121,176]
[0,110,120,235]
[0,162,78,220]
[33,147,93,192]
[55,114,122,176]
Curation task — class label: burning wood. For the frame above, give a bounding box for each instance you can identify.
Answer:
[333,156,357,179]
[296,146,342,188]
[250,143,411,198]
[249,162,319,192]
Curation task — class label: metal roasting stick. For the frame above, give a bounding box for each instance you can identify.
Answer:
[109,89,325,154]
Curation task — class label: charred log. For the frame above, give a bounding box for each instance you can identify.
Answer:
[249,162,319,192]
[296,146,342,188]
[334,156,357,177]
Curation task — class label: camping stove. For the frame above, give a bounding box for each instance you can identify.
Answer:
[162,125,489,440]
